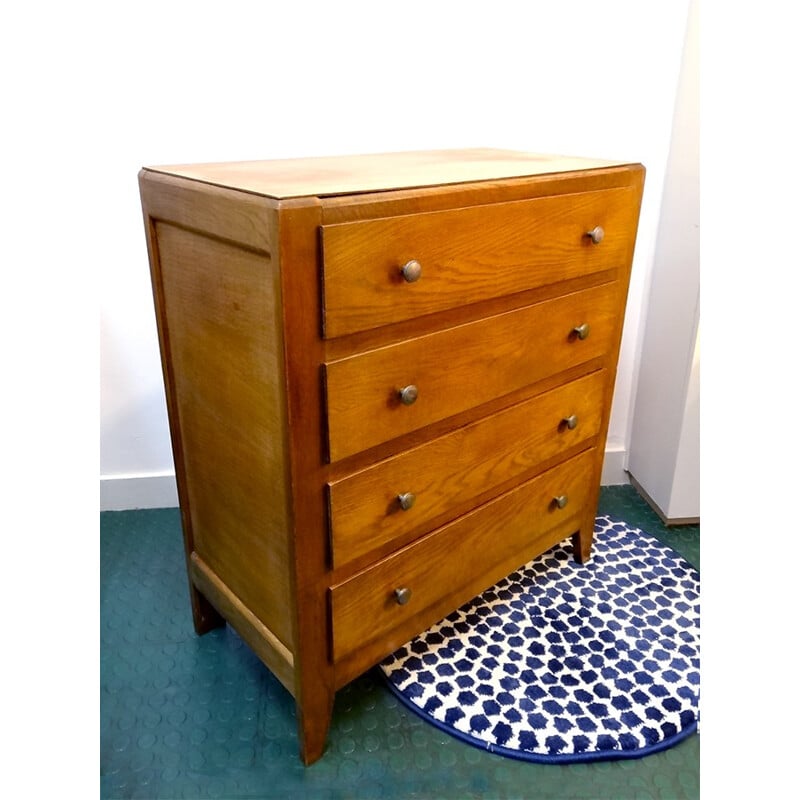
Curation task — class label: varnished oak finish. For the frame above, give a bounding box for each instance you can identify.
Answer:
[324,282,619,461]
[330,449,596,663]
[321,187,637,337]
[139,149,644,765]
[327,370,606,568]
[146,148,630,199]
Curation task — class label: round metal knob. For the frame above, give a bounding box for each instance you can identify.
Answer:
[397,492,416,511]
[553,495,569,510]
[398,385,418,406]
[562,414,578,430]
[400,259,422,283]
[572,323,590,341]
[394,587,412,605]
[586,226,605,244]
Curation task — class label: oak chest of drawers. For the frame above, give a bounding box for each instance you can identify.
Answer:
[138,149,644,764]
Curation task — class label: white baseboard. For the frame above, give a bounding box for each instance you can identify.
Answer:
[100,446,630,511]
[601,445,628,486]
[100,472,178,511]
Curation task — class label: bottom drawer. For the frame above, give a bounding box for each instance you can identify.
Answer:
[329,448,596,662]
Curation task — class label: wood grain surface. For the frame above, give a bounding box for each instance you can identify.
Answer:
[145,148,632,199]
[328,370,605,567]
[153,219,295,651]
[321,187,637,336]
[330,449,596,663]
[324,282,619,461]
[139,151,645,765]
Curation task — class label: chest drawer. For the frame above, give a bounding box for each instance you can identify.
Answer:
[321,187,638,338]
[329,448,595,662]
[324,281,619,461]
[328,369,605,567]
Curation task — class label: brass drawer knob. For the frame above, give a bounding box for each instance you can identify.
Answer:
[398,385,419,405]
[586,226,605,244]
[397,492,416,511]
[562,414,578,430]
[394,587,412,605]
[553,494,569,510]
[572,323,590,340]
[400,259,422,283]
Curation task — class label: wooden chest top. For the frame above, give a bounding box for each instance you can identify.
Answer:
[143,148,633,199]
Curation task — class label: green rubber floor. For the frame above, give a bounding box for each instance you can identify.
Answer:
[100,485,699,799]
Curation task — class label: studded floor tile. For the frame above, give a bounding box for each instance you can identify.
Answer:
[100,485,699,799]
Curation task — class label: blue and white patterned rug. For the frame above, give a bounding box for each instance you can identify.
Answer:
[379,516,700,763]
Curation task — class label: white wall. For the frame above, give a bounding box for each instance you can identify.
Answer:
[99,0,692,508]
[627,0,699,520]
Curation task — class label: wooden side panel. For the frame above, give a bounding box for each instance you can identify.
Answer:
[152,219,295,652]
[328,370,606,567]
[321,187,638,337]
[324,281,619,461]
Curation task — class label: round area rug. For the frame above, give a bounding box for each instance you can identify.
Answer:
[379,515,700,763]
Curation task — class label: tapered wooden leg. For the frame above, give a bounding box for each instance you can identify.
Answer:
[188,580,226,635]
[571,527,593,564]
[297,686,335,765]
[573,485,602,564]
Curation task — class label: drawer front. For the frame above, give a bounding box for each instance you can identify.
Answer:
[321,187,638,338]
[328,370,606,567]
[325,281,619,461]
[330,449,596,662]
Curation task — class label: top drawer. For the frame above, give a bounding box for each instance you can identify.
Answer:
[321,187,639,337]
